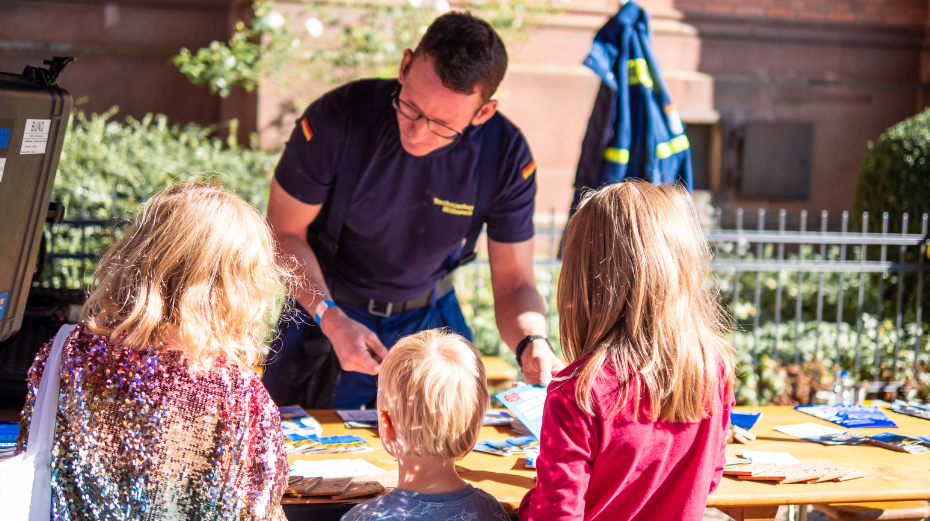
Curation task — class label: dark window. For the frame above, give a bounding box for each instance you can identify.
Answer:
[685,123,711,190]
[741,121,813,199]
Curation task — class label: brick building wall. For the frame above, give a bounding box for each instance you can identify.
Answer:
[0,0,254,139]
[676,0,925,25]
[1,0,927,221]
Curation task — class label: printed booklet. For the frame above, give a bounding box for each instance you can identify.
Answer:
[867,432,930,454]
[495,385,547,439]
[794,405,898,429]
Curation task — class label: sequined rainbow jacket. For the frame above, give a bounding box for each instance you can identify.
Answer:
[16,325,288,520]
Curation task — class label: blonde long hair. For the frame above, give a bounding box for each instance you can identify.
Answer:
[82,181,295,369]
[558,180,734,423]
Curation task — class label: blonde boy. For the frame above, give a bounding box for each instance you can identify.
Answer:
[341,329,509,521]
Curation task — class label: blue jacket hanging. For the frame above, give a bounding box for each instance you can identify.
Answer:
[574,1,692,200]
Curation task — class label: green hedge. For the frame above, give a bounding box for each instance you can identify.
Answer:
[41,107,278,289]
[854,108,930,233]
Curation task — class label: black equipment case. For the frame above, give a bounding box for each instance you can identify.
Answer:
[0,58,73,343]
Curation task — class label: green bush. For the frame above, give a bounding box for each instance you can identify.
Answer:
[854,108,930,233]
[41,107,278,289]
[173,0,554,105]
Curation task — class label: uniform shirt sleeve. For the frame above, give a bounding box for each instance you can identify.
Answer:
[519,384,596,521]
[273,85,350,205]
[485,122,537,244]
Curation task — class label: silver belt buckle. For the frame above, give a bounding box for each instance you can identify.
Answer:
[368,300,393,318]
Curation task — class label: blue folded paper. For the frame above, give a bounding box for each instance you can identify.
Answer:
[730,412,762,430]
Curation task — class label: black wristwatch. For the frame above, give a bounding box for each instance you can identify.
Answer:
[515,335,551,372]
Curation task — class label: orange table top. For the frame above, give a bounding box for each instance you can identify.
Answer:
[288,406,930,511]
[4,405,928,511]
[709,406,930,508]
[285,409,536,511]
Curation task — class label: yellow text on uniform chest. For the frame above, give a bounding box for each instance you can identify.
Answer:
[433,198,474,216]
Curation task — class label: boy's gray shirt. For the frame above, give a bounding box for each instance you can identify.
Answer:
[340,484,510,521]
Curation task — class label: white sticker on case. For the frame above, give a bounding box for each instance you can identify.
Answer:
[21,119,51,155]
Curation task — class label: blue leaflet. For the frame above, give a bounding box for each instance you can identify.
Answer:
[794,405,898,429]
[730,412,763,430]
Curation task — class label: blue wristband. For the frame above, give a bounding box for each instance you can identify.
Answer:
[315,299,337,325]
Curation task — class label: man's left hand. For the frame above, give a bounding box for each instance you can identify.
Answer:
[520,339,566,387]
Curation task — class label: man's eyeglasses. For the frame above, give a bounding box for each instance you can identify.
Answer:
[392,86,477,141]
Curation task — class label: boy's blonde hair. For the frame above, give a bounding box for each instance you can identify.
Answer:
[377,329,489,459]
[82,181,295,369]
[559,180,735,423]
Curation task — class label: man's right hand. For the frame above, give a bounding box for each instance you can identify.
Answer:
[319,306,388,375]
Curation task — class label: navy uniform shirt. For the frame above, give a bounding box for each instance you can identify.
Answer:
[275,79,537,303]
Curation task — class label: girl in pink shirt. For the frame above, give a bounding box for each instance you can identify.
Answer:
[519,180,736,521]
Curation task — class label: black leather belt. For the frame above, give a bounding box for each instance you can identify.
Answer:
[330,275,454,318]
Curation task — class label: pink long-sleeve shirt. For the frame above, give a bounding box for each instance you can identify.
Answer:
[519,357,734,521]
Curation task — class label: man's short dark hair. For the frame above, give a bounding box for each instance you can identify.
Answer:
[413,12,508,101]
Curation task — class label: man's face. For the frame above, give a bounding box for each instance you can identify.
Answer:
[395,50,497,156]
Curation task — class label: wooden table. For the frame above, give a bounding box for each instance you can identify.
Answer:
[4,405,928,520]
[290,407,930,521]
[707,406,930,521]
[285,410,537,512]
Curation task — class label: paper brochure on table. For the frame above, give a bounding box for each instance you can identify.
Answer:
[774,423,845,439]
[794,405,898,429]
[495,385,546,439]
[289,458,386,478]
[740,450,800,465]
[337,410,379,422]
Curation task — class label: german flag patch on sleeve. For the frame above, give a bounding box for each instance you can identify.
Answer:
[521,158,537,180]
[300,117,314,141]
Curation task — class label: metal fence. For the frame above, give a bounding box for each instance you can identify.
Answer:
[708,209,928,392]
[465,207,930,395]
[38,203,930,394]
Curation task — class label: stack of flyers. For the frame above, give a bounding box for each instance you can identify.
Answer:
[483,411,514,426]
[281,416,324,438]
[725,457,751,468]
[867,432,930,454]
[889,401,930,421]
[285,434,372,455]
[279,405,310,420]
[723,459,867,484]
[773,423,869,445]
[338,410,378,429]
[794,405,898,429]
[810,432,870,445]
[473,436,539,456]
[0,421,17,458]
[510,418,532,436]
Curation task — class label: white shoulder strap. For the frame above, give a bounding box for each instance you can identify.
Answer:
[25,324,77,456]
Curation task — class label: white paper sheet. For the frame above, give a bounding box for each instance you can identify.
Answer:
[773,422,845,440]
[289,458,387,478]
[740,450,801,465]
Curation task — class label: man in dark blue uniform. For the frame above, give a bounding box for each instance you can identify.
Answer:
[264,12,564,409]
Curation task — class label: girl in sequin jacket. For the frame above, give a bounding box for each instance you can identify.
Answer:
[16,182,296,520]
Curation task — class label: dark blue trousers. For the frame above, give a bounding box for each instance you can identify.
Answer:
[262,290,472,409]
